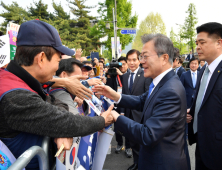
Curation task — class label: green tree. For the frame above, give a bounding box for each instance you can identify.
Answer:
[0,1,29,33]
[132,12,166,51]
[67,0,97,56]
[96,0,138,57]
[52,1,70,20]
[28,0,51,20]
[182,3,198,54]
[170,27,188,55]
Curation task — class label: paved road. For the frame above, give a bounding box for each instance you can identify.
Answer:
[103,132,196,170]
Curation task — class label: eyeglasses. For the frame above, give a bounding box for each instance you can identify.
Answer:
[139,54,157,61]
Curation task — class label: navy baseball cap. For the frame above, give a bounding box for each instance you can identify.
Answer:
[82,65,92,71]
[17,20,74,56]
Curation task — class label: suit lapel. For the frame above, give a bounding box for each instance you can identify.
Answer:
[124,71,131,94]
[131,68,142,94]
[142,70,176,118]
[200,60,222,108]
[187,70,193,88]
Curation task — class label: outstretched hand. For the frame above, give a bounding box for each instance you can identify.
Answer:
[65,75,93,100]
[101,104,114,126]
[92,85,120,102]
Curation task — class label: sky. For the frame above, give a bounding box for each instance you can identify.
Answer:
[0,0,222,36]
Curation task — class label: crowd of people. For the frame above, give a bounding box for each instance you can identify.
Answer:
[0,19,222,170]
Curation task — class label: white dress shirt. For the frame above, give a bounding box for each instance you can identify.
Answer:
[200,54,222,103]
[150,68,173,95]
[128,67,140,88]
[190,70,197,85]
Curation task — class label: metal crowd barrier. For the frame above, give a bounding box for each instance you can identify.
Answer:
[7,146,49,170]
[7,136,52,170]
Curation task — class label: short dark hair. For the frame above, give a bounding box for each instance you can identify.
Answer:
[126,49,140,60]
[189,57,199,65]
[196,22,222,39]
[14,46,57,66]
[173,47,180,62]
[99,57,105,62]
[118,56,127,63]
[82,61,92,65]
[178,58,183,64]
[56,58,83,76]
[199,59,205,64]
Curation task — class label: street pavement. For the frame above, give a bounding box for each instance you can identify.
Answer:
[103,132,196,170]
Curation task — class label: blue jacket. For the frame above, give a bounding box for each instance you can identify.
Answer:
[180,70,199,108]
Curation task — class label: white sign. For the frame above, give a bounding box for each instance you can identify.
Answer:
[91,128,115,170]
[0,35,10,68]
[84,98,101,116]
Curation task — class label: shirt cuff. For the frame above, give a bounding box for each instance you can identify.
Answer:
[114,94,122,104]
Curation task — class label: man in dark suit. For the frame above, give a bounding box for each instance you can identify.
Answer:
[180,57,199,108]
[187,22,222,170]
[186,51,194,61]
[176,58,186,78]
[197,60,206,71]
[120,49,151,170]
[93,33,188,170]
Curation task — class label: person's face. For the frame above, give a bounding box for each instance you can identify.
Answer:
[60,65,82,78]
[40,52,61,83]
[85,63,93,76]
[81,67,89,79]
[190,60,199,72]
[119,60,128,73]
[127,53,140,72]
[99,62,103,70]
[140,40,167,79]
[200,60,205,67]
[172,58,178,68]
[196,32,221,64]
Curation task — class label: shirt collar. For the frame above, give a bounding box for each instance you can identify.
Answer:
[153,68,173,87]
[6,60,47,100]
[130,67,140,75]
[206,54,222,74]
[190,70,197,74]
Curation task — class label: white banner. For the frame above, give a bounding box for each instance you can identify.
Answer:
[91,128,115,170]
[0,35,10,68]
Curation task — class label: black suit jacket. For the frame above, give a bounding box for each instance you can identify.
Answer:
[115,70,188,170]
[177,66,186,78]
[180,70,199,108]
[120,68,152,122]
[188,61,222,170]
[186,54,193,61]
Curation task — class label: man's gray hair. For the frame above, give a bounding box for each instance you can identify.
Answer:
[141,33,174,64]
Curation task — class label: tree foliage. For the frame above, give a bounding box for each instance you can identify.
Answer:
[96,0,138,55]
[132,12,166,51]
[170,27,188,55]
[0,0,137,57]
[182,3,198,53]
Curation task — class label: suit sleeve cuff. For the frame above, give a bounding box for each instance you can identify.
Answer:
[114,94,122,104]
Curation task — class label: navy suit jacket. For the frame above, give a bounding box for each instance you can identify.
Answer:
[180,70,199,108]
[188,61,222,170]
[177,66,186,78]
[120,68,152,122]
[115,70,188,170]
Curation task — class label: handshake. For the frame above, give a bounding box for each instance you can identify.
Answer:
[100,104,120,126]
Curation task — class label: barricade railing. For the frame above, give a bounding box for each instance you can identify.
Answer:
[8,146,49,170]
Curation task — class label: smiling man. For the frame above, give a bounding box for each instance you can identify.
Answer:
[93,33,188,170]
[0,20,114,170]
